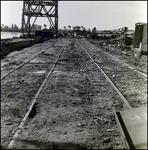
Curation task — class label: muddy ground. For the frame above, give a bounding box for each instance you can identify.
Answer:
[1,37,147,149]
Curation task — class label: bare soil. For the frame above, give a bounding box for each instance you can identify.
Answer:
[1,37,147,149]
[87,36,147,75]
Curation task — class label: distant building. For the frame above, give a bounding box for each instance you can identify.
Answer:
[32,24,42,31]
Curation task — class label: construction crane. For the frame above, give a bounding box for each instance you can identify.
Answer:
[21,0,58,37]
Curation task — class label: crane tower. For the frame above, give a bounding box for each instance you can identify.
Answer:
[22,0,58,36]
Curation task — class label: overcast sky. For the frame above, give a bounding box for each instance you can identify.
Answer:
[1,1,147,30]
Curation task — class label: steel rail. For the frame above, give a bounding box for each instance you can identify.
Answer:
[1,39,58,80]
[7,40,65,149]
[78,39,132,109]
[86,40,147,78]
[113,108,136,149]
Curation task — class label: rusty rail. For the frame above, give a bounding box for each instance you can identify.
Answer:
[7,40,65,149]
[1,39,58,80]
[78,39,132,109]
[113,108,135,149]
[87,40,147,78]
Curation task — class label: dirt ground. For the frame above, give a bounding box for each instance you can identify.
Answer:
[87,36,147,75]
[1,37,147,149]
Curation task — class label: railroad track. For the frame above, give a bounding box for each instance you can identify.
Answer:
[87,40,147,78]
[1,38,146,149]
[78,39,147,108]
[78,39,131,109]
[7,39,66,149]
[1,38,65,149]
[1,39,59,80]
[5,38,124,149]
[77,39,147,149]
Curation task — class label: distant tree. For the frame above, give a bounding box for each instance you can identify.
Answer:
[76,26,80,31]
[1,24,5,30]
[44,24,47,29]
[12,24,13,29]
[4,25,8,29]
[83,27,86,31]
[92,27,96,33]
[88,28,91,33]
[73,26,76,30]
[68,25,71,30]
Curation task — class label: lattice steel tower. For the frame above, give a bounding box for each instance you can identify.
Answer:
[22,0,58,36]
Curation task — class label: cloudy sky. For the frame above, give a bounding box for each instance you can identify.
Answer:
[1,1,147,30]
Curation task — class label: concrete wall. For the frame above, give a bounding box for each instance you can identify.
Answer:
[9,40,32,51]
[141,24,147,55]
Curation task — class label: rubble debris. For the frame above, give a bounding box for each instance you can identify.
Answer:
[107,129,115,132]
[103,137,111,143]
[121,51,127,55]
[94,116,107,122]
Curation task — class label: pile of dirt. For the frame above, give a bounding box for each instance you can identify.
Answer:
[87,36,147,74]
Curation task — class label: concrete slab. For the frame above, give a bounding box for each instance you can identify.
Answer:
[120,106,147,149]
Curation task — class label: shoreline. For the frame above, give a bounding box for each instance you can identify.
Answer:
[1,29,22,32]
[0,36,50,59]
